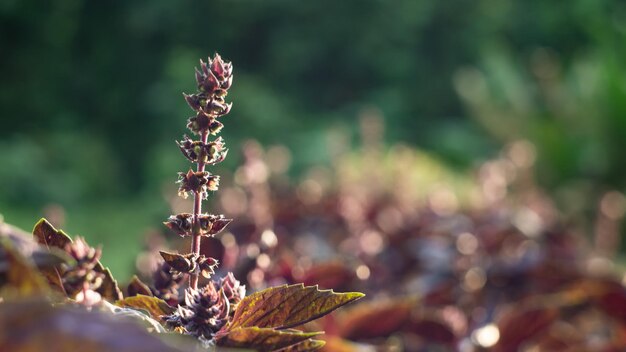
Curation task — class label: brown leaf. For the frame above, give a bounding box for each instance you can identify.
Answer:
[278,339,325,352]
[159,250,193,273]
[0,299,184,352]
[1,220,70,268]
[228,284,364,330]
[32,218,72,250]
[95,264,123,301]
[318,336,362,352]
[37,266,66,293]
[127,275,153,297]
[31,219,72,293]
[574,278,626,323]
[595,288,626,325]
[494,307,558,352]
[32,218,123,301]
[336,298,414,340]
[217,327,320,352]
[0,239,50,297]
[116,295,175,323]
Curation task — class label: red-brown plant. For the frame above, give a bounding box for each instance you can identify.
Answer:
[0,53,363,352]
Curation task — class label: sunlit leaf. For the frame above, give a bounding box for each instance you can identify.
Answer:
[229,284,364,330]
[116,294,175,323]
[31,219,72,293]
[96,264,123,301]
[32,218,72,250]
[317,336,364,352]
[32,218,123,301]
[278,339,325,352]
[217,327,320,352]
[1,221,70,294]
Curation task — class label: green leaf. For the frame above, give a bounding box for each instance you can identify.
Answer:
[228,284,364,330]
[32,218,72,250]
[277,339,325,352]
[217,327,321,352]
[116,294,175,322]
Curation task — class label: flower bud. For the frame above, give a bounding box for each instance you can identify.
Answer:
[62,237,106,301]
[165,282,230,339]
[183,93,202,111]
[210,54,226,78]
[219,272,245,307]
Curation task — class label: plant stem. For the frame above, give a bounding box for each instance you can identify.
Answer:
[190,129,209,290]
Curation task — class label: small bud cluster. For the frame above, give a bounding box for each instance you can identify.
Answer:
[62,237,105,305]
[164,275,245,340]
[184,55,233,133]
[220,272,245,309]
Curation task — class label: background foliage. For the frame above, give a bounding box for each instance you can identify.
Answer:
[1,0,625,278]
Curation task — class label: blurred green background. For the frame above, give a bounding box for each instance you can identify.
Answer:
[1,0,625,279]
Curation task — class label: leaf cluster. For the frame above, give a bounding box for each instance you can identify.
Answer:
[0,218,363,351]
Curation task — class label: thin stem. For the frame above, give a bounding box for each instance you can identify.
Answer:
[190,129,210,290]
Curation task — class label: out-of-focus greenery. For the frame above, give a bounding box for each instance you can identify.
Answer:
[1,0,625,279]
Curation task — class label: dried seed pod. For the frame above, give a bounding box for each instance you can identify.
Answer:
[186,111,213,135]
[208,120,224,135]
[159,251,219,280]
[176,170,219,199]
[177,136,227,165]
[198,256,219,279]
[163,213,194,237]
[198,214,232,237]
[62,237,105,302]
[160,251,196,275]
